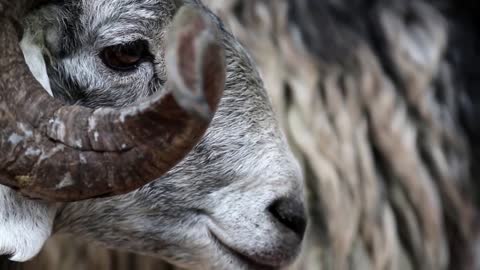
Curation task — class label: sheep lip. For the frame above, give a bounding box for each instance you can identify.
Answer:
[208,230,277,270]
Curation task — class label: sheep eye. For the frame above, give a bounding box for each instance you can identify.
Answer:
[101,40,150,71]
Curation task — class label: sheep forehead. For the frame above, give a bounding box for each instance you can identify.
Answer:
[40,0,171,53]
[78,0,174,30]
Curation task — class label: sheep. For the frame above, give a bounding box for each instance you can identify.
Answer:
[0,1,307,269]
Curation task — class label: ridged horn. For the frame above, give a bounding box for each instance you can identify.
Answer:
[0,4,226,201]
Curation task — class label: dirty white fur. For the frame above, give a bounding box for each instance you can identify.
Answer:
[1,1,306,269]
[0,187,57,262]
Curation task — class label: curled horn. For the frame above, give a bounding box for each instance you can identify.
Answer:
[0,3,226,201]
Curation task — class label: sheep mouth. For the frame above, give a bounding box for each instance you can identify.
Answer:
[208,230,277,270]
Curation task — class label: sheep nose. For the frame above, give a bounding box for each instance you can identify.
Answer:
[268,196,307,239]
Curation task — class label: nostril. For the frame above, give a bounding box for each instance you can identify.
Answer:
[268,197,307,239]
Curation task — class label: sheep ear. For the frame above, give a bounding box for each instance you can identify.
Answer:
[0,186,57,262]
[19,30,54,97]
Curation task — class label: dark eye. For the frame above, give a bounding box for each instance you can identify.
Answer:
[100,40,151,71]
